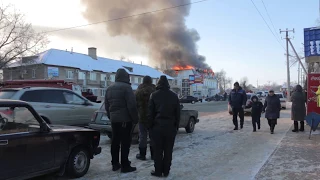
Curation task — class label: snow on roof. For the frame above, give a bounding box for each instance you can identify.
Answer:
[9,49,173,80]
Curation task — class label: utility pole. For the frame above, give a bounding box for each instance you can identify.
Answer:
[280,28,295,102]
[257,79,258,89]
[298,62,300,85]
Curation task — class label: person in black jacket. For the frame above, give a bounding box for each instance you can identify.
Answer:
[262,90,281,134]
[246,95,263,132]
[229,82,247,130]
[105,68,139,173]
[148,75,180,177]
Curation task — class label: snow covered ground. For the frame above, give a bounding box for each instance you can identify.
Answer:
[66,110,293,180]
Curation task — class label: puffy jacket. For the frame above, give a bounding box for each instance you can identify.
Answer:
[135,76,156,124]
[105,68,139,124]
[263,94,281,119]
[291,85,306,121]
[148,76,180,129]
[229,87,247,108]
[246,96,263,118]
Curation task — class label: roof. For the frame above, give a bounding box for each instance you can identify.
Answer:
[8,49,173,80]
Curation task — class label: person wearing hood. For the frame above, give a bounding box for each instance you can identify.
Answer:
[246,95,263,132]
[291,85,306,132]
[105,68,139,173]
[229,82,247,130]
[262,90,281,134]
[148,75,180,177]
[135,76,156,160]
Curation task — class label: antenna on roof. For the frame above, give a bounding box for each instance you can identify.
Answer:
[141,61,142,66]
[71,47,73,54]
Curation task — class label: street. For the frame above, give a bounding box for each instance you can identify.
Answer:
[34,101,320,180]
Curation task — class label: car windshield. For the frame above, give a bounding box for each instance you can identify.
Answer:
[0,90,18,99]
[276,94,283,98]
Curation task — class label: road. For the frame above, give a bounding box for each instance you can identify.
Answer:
[31,101,295,180]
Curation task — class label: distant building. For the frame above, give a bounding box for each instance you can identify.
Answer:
[3,47,173,99]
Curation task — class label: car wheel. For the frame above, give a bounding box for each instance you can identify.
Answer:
[191,100,195,104]
[185,117,195,133]
[66,147,90,178]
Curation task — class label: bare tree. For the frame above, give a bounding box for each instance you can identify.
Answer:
[214,69,226,92]
[0,5,48,69]
[240,77,249,91]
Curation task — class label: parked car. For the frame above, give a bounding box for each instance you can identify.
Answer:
[228,93,257,115]
[205,96,215,102]
[89,104,199,141]
[179,96,199,104]
[275,92,287,109]
[0,87,101,126]
[0,100,101,180]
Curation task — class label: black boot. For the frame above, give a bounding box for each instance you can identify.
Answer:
[150,146,154,160]
[121,162,136,173]
[112,163,121,171]
[136,148,146,160]
[270,124,275,134]
[299,121,304,132]
[151,170,162,177]
[234,126,238,130]
[253,124,256,132]
[240,124,243,129]
[292,121,299,132]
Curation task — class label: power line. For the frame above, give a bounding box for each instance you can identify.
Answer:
[250,0,285,51]
[40,0,210,34]
[261,0,281,41]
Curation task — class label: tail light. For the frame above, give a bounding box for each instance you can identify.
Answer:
[91,112,98,122]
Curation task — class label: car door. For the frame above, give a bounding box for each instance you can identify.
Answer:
[20,90,72,125]
[62,90,94,126]
[0,107,54,179]
[179,110,188,127]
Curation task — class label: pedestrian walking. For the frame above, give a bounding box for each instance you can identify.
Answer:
[148,75,180,177]
[245,95,263,132]
[135,76,156,160]
[262,90,281,134]
[291,85,306,132]
[229,82,247,130]
[105,68,139,173]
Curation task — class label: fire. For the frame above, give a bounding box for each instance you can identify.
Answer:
[172,65,194,71]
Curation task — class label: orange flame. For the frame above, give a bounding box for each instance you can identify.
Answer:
[172,65,194,71]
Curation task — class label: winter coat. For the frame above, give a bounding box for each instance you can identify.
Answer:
[148,76,180,130]
[228,87,247,108]
[105,68,139,124]
[291,85,306,121]
[246,96,263,118]
[263,94,281,119]
[135,78,156,124]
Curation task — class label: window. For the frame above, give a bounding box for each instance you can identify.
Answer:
[0,90,18,99]
[101,74,106,81]
[134,77,139,84]
[78,71,86,80]
[152,79,157,84]
[20,90,65,104]
[63,91,85,105]
[66,70,74,79]
[101,89,106,97]
[110,74,115,82]
[90,72,96,81]
[0,106,39,135]
[32,69,36,78]
[138,77,142,84]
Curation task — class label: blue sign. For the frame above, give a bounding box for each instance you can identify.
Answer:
[304,27,320,57]
[48,67,59,77]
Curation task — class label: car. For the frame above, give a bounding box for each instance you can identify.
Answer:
[179,96,199,104]
[228,93,257,115]
[0,87,101,126]
[0,100,101,180]
[89,104,199,141]
[275,92,287,109]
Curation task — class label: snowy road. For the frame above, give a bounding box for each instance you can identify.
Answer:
[33,103,293,180]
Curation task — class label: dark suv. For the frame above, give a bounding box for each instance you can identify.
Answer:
[179,96,199,104]
[0,100,101,180]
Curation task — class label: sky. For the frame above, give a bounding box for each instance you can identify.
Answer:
[1,0,319,86]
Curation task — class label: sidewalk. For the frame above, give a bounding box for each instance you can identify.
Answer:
[255,120,320,180]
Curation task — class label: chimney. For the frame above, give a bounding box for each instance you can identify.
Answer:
[88,47,97,59]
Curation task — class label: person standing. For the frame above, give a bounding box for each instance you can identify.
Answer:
[291,85,306,132]
[229,82,247,130]
[262,90,281,134]
[135,76,156,160]
[105,68,139,173]
[148,75,180,177]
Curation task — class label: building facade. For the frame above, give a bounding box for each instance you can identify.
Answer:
[3,48,173,100]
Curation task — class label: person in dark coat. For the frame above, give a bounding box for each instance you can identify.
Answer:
[105,68,139,173]
[229,82,247,130]
[246,95,263,132]
[291,85,306,132]
[135,76,156,160]
[262,90,281,134]
[148,75,180,177]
